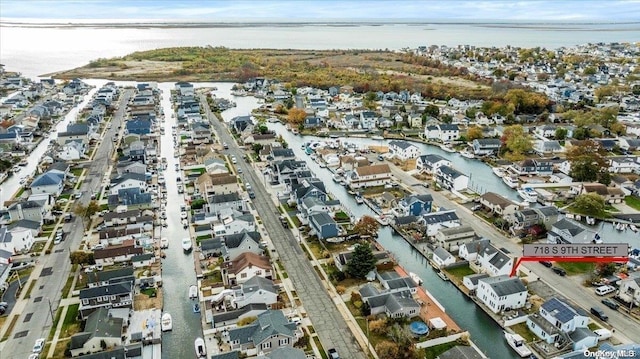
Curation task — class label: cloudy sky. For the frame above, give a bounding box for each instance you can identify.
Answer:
[1,0,639,21]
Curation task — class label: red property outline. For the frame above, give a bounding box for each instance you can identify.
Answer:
[510,256,629,277]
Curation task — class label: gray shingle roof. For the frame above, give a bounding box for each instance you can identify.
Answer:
[479,275,526,297]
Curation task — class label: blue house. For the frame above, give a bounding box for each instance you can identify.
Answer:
[125,119,152,135]
[397,194,433,216]
[309,212,339,240]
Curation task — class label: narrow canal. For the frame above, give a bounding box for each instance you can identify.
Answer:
[159,83,203,358]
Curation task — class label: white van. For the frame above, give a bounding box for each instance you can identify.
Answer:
[594,328,612,341]
[595,285,615,296]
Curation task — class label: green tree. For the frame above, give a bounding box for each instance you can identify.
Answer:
[567,140,608,183]
[554,127,568,140]
[423,104,440,118]
[252,143,264,154]
[501,124,532,160]
[346,243,376,279]
[69,251,95,265]
[572,193,605,217]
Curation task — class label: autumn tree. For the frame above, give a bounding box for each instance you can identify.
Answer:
[500,125,532,161]
[70,251,95,265]
[567,140,608,183]
[466,126,484,141]
[346,243,377,279]
[572,193,606,217]
[504,89,549,114]
[375,341,400,359]
[74,200,101,219]
[353,215,380,237]
[287,108,306,126]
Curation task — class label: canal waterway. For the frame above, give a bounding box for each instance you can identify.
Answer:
[158,82,203,359]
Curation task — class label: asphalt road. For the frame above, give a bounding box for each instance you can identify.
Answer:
[0,89,132,358]
[387,163,640,344]
[202,95,366,359]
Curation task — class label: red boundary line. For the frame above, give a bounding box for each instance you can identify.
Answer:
[510,256,629,277]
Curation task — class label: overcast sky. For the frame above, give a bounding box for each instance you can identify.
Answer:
[1,0,639,21]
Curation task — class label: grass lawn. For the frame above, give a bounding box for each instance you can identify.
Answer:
[1,315,19,341]
[445,265,475,281]
[510,322,537,343]
[313,336,327,359]
[201,271,222,287]
[51,338,71,359]
[588,322,601,331]
[70,168,83,177]
[61,275,74,298]
[625,196,640,211]
[424,341,461,359]
[61,304,80,338]
[30,241,46,254]
[15,187,25,198]
[141,288,157,297]
[557,262,595,276]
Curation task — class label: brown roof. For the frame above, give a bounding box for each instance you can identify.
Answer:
[607,187,625,196]
[355,164,391,177]
[93,240,143,260]
[582,183,609,196]
[99,227,149,240]
[480,192,515,208]
[226,252,271,274]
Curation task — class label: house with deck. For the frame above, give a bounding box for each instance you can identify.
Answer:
[222,310,301,356]
[472,138,502,156]
[416,154,450,174]
[435,165,469,191]
[477,275,527,314]
[78,282,133,319]
[347,164,392,189]
[388,140,420,160]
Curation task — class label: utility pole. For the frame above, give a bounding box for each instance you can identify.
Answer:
[46,297,55,325]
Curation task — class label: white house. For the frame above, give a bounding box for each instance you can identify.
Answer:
[527,297,591,345]
[477,243,514,277]
[30,171,65,196]
[57,140,86,161]
[477,275,527,314]
[0,226,34,254]
[109,173,147,195]
[347,164,392,189]
[617,272,640,306]
[431,247,456,268]
[388,140,420,161]
[422,209,461,237]
[437,124,460,142]
[416,154,450,174]
[435,165,469,192]
[231,276,279,309]
[458,239,491,262]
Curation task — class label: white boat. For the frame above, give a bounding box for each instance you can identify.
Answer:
[182,238,192,252]
[503,175,519,188]
[409,272,423,285]
[517,187,538,203]
[371,135,384,140]
[504,331,532,358]
[630,224,639,233]
[492,167,507,178]
[459,150,475,159]
[439,143,456,153]
[189,285,198,300]
[160,237,169,249]
[375,215,390,226]
[436,270,449,281]
[161,313,172,332]
[194,337,206,359]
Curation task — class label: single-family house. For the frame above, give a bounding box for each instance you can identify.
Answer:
[477,243,514,277]
[30,171,65,196]
[395,194,433,217]
[422,209,461,237]
[196,173,238,196]
[547,218,598,244]
[347,164,392,189]
[479,192,520,217]
[462,273,490,292]
[86,268,135,289]
[0,225,34,254]
[431,247,456,268]
[434,225,476,252]
[527,297,590,345]
[435,166,469,191]
[437,124,460,142]
[69,308,124,357]
[534,140,564,156]
[476,275,527,314]
[222,310,300,355]
[472,138,502,156]
[221,231,262,261]
[93,241,144,266]
[222,252,272,286]
[388,140,420,161]
[360,111,377,129]
[206,193,245,216]
[109,173,147,196]
[78,282,133,319]
[309,212,339,240]
[358,284,420,319]
[416,154,450,174]
[230,276,279,309]
[7,200,46,224]
[617,272,640,306]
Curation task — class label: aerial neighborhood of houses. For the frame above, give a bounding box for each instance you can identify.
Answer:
[1,41,640,359]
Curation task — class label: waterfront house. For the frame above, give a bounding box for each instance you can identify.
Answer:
[462,273,490,292]
[527,297,591,346]
[220,231,262,261]
[86,268,135,289]
[347,164,392,189]
[206,193,246,217]
[210,303,269,330]
[93,240,144,266]
[30,171,65,196]
[435,165,469,192]
[222,252,272,286]
[436,345,485,359]
[303,116,322,129]
[69,307,124,357]
[416,154,451,174]
[533,140,564,156]
[547,218,597,244]
[472,138,502,156]
[333,249,392,272]
[432,246,456,268]
[477,243,514,277]
[422,209,461,237]
[109,173,147,196]
[308,212,339,240]
[388,140,420,161]
[359,111,378,129]
[56,123,93,146]
[511,206,560,231]
[230,276,279,309]
[618,137,640,151]
[570,183,625,204]
[479,192,520,218]
[434,225,476,252]
[511,159,553,176]
[424,125,440,141]
[291,179,327,206]
[218,213,256,236]
[617,272,640,306]
[222,310,301,355]
[395,194,433,217]
[196,173,239,196]
[57,140,86,161]
[78,282,133,319]
[608,156,640,174]
[359,278,420,318]
[438,124,460,142]
[477,275,527,314]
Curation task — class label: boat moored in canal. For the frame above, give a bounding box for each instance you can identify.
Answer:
[161,313,172,332]
[502,175,519,188]
[504,331,533,357]
[189,285,198,300]
[517,187,538,203]
[182,237,193,252]
[194,337,206,359]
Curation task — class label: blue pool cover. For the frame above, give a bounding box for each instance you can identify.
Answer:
[409,321,429,335]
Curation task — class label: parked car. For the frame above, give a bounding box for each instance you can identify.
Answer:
[601,298,620,310]
[595,285,616,296]
[327,348,340,359]
[551,267,566,276]
[591,306,609,321]
[248,191,255,199]
[594,328,613,341]
[471,204,483,211]
[33,338,45,353]
[231,155,237,164]
[539,261,553,268]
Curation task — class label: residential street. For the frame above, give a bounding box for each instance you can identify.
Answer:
[0,89,132,358]
[201,95,367,359]
[387,165,640,344]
